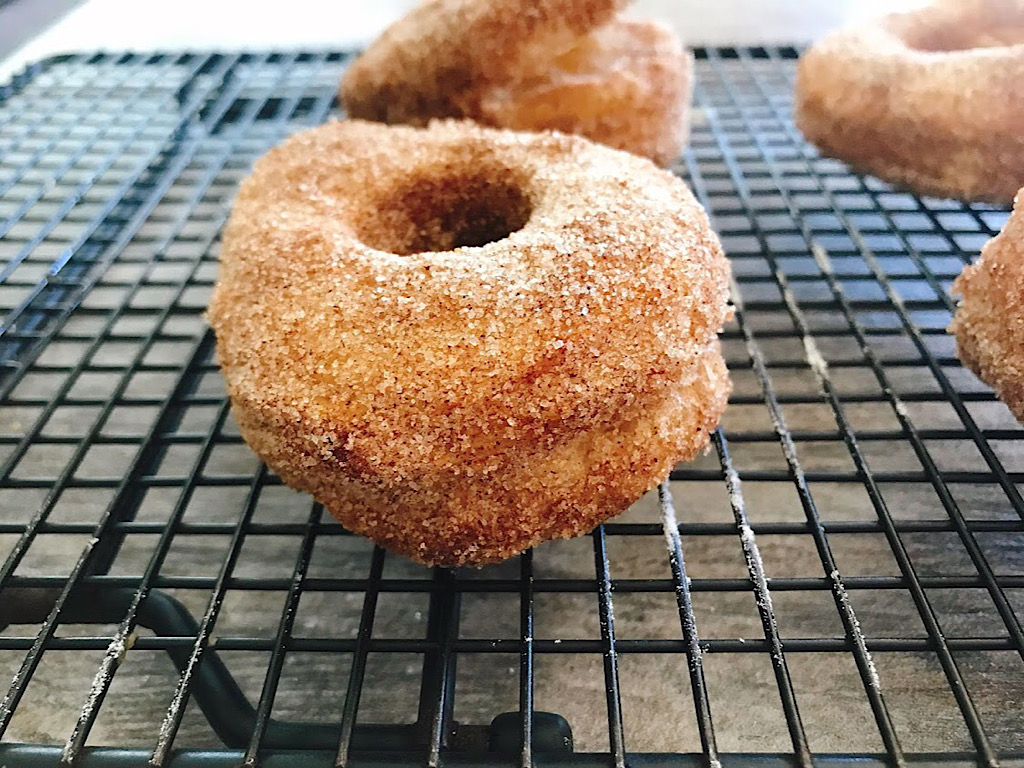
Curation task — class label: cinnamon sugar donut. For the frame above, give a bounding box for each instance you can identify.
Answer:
[340,0,692,166]
[795,0,1024,203]
[951,191,1024,422]
[208,119,731,566]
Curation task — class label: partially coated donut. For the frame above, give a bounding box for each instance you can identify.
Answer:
[340,0,692,166]
[476,18,693,168]
[340,0,627,125]
[951,191,1024,422]
[795,0,1024,203]
[208,119,731,566]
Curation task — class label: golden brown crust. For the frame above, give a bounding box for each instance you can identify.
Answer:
[208,119,732,566]
[339,0,690,166]
[795,0,1024,204]
[951,190,1024,422]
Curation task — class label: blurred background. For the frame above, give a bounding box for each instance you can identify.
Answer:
[0,0,928,81]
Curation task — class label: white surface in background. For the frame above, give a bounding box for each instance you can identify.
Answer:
[0,0,417,80]
[0,0,928,82]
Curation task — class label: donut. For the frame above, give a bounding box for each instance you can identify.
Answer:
[339,0,693,166]
[207,119,731,566]
[475,19,693,168]
[795,0,1024,203]
[951,190,1024,422]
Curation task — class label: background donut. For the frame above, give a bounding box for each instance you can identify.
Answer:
[795,0,1024,203]
[951,189,1024,423]
[475,19,693,168]
[339,0,692,166]
[340,0,627,125]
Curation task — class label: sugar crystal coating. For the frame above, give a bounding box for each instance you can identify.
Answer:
[208,119,732,566]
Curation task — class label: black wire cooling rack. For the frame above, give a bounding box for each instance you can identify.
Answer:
[0,47,1022,768]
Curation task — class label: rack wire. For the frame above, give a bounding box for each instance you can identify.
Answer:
[0,47,1022,768]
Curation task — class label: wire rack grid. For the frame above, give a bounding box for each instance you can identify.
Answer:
[0,47,1022,768]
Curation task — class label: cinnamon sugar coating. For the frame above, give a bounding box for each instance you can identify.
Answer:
[795,0,1024,203]
[951,191,1024,423]
[339,0,691,166]
[208,120,732,566]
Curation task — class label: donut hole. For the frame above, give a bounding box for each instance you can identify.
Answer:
[354,171,532,256]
